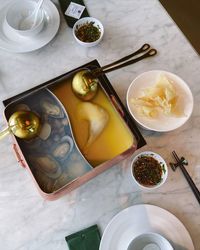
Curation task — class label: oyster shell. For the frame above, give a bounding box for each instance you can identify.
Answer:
[33,169,55,193]
[30,155,62,179]
[52,136,73,160]
[38,122,51,140]
[41,99,63,118]
[53,173,70,190]
[13,104,30,112]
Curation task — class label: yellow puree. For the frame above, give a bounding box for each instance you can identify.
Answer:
[51,78,134,167]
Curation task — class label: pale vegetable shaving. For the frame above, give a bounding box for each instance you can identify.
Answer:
[131,74,182,118]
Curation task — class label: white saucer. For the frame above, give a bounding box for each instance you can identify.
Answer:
[0,0,60,53]
[100,204,194,250]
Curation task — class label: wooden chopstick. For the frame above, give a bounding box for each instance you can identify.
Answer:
[172,151,200,205]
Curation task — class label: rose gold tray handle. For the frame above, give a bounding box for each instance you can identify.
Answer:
[13,144,26,168]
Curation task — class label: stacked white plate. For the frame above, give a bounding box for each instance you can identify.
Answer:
[0,0,60,53]
[100,204,194,250]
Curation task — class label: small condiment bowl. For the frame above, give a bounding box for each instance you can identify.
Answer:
[4,0,44,37]
[127,232,173,250]
[73,17,104,47]
[131,151,168,190]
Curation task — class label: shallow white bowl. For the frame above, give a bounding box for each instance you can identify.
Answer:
[126,70,193,132]
[131,151,168,190]
[73,17,104,47]
[5,0,44,37]
[128,232,173,250]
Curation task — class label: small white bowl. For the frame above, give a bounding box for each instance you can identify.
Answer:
[4,0,44,37]
[128,232,173,250]
[131,151,168,190]
[73,17,104,47]
[126,70,193,132]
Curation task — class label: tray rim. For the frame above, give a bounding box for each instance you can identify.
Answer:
[2,60,146,200]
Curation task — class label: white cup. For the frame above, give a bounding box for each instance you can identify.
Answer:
[128,233,173,250]
[4,0,44,37]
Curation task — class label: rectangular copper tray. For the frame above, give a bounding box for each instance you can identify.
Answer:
[3,60,146,200]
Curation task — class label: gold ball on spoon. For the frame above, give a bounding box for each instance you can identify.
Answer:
[9,111,41,140]
[72,70,99,101]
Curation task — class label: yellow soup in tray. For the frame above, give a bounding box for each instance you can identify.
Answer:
[50,76,135,167]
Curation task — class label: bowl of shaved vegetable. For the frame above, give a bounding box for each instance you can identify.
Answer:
[126,70,193,132]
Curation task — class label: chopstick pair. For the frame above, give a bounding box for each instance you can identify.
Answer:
[170,151,200,205]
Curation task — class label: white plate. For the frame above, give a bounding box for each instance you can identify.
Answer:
[126,70,194,132]
[0,0,60,53]
[100,204,194,250]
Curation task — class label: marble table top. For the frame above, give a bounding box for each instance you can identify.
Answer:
[0,0,200,249]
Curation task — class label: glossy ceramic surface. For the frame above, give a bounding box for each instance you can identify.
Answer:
[127,232,173,250]
[126,70,194,132]
[0,0,60,52]
[5,0,44,37]
[100,204,194,250]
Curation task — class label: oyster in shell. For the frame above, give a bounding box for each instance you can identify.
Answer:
[41,99,63,118]
[33,169,55,193]
[31,155,62,179]
[38,122,52,140]
[53,173,70,190]
[52,136,73,160]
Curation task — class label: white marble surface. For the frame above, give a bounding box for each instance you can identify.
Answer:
[0,0,200,249]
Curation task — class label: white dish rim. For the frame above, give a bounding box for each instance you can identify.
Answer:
[0,0,60,53]
[99,204,194,250]
[126,70,194,132]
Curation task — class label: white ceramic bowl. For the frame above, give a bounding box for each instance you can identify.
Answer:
[73,17,104,47]
[126,70,193,132]
[128,232,173,250]
[4,0,44,37]
[131,151,168,190]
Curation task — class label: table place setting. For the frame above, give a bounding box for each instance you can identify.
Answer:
[0,0,60,53]
[0,0,200,250]
[99,204,194,250]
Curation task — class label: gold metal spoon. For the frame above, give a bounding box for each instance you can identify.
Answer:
[72,44,157,101]
[0,111,41,140]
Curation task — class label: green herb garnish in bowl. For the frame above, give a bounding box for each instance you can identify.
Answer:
[73,17,104,47]
[75,21,101,42]
[131,151,168,190]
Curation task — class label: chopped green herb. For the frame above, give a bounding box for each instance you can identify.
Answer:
[161,164,166,174]
[75,21,101,43]
[133,156,163,187]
